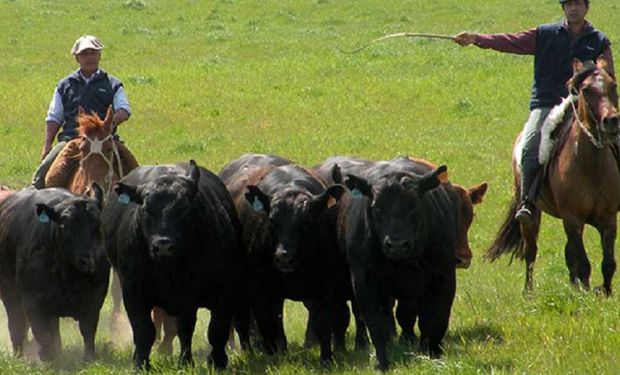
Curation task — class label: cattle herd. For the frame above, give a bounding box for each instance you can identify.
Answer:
[0,153,488,371]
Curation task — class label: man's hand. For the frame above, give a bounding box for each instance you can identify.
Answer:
[453,32,478,46]
[41,143,52,160]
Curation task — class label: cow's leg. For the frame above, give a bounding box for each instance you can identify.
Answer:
[597,219,617,296]
[332,298,350,353]
[522,209,542,293]
[207,295,235,370]
[417,269,456,358]
[50,317,61,358]
[125,299,155,370]
[109,271,127,334]
[309,294,335,364]
[1,288,27,356]
[78,311,99,362]
[351,299,369,351]
[273,297,287,352]
[563,218,590,290]
[27,311,58,361]
[350,266,391,371]
[177,308,197,366]
[395,299,417,345]
[302,299,318,348]
[153,307,176,355]
[232,301,251,351]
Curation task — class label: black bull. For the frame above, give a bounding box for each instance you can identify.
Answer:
[0,186,109,362]
[218,153,347,363]
[325,158,458,371]
[102,160,245,370]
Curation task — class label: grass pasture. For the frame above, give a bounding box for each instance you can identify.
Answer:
[1,0,620,373]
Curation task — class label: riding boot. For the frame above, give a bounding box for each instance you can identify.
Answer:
[514,163,539,227]
[514,108,550,226]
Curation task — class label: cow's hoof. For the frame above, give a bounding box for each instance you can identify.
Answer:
[207,352,227,370]
[375,361,389,372]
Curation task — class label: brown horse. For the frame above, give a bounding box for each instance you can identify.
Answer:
[486,59,620,295]
[44,107,147,341]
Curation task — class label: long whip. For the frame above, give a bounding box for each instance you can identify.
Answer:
[338,32,455,54]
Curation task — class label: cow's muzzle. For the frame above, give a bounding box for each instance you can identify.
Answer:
[273,245,295,273]
[382,236,413,259]
[76,256,96,273]
[150,236,175,260]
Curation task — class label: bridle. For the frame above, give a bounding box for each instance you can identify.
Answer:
[569,69,616,150]
[79,133,125,192]
[570,93,605,149]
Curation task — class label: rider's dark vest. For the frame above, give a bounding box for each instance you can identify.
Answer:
[56,69,123,142]
[531,21,610,110]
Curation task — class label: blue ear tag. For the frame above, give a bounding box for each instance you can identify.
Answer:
[118,193,130,205]
[253,196,264,211]
[351,188,363,198]
[38,211,50,223]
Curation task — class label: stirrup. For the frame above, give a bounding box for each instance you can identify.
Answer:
[514,203,534,226]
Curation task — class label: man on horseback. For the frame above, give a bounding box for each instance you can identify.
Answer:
[453,0,615,226]
[32,35,132,188]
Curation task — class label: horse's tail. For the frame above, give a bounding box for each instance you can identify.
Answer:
[484,194,525,262]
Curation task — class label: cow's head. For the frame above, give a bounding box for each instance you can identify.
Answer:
[453,182,487,269]
[114,161,201,262]
[245,183,344,273]
[35,183,104,273]
[346,166,447,260]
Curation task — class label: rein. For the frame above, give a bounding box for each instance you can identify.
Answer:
[79,134,125,192]
[570,93,605,150]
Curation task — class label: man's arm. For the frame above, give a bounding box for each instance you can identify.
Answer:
[42,121,61,159]
[112,85,131,126]
[454,28,537,55]
[42,88,64,159]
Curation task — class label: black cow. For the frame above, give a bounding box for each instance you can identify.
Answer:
[102,160,244,370]
[0,185,109,362]
[334,158,458,371]
[219,153,347,363]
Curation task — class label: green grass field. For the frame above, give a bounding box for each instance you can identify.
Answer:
[1,0,619,373]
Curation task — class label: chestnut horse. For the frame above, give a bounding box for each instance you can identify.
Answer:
[43,107,162,343]
[486,59,620,295]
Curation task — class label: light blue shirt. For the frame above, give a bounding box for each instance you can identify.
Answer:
[45,69,132,124]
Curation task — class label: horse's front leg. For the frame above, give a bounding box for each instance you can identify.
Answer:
[597,219,617,296]
[521,209,542,293]
[563,218,590,290]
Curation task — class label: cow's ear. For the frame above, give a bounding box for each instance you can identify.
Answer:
[35,203,60,224]
[188,160,201,185]
[88,182,104,208]
[245,185,270,213]
[345,174,373,199]
[468,182,488,205]
[417,165,448,195]
[114,182,143,205]
[331,163,343,184]
[313,184,346,212]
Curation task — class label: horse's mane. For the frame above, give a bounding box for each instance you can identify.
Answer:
[78,112,107,136]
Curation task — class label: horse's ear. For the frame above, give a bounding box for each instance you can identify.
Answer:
[103,105,114,131]
[572,58,584,74]
[188,160,201,185]
[78,106,86,118]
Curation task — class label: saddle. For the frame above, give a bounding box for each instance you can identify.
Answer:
[44,138,139,189]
